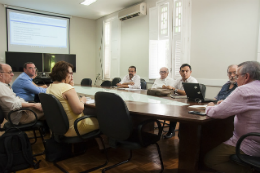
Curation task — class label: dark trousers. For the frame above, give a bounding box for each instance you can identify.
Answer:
[168,121,177,133]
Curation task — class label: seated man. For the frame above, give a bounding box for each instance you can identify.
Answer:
[151,67,175,89]
[12,62,47,102]
[204,61,260,173]
[0,63,44,125]
[116,66,141,89]
[164,63,198,138]
[215,64,238,102]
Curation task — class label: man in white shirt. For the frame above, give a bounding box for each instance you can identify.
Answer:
[0,63,44,125]
[152,67,175,89]
[164,63,198,138]
[117,66,141,89]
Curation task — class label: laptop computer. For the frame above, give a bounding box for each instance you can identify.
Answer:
[182,83,217,102]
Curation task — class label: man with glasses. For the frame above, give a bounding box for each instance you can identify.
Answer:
[204,61,260,173]
[163,63,198,139]
[12,62,47,102]
[116,66,141,89]
[215,65,238,102]
[0,63,44,125]
[151,67,175,89]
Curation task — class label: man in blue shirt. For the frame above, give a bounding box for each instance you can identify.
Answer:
[12,62,47,102]
[215,64,238,102]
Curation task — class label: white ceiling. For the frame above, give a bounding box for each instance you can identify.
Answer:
[0,0,144,20]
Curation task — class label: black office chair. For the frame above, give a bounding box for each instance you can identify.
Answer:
[0,107,5,131]
[39,93,108,173]
[230,132,260,171]
[95,92,164,173]
[111,77,121,86]
[140,78,147,90]
[81,78,92,86]
[1,107,46,156]
[100,80,112,87]
[199,84,206,98]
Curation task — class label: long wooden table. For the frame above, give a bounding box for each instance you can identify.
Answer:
[75,86,234,173]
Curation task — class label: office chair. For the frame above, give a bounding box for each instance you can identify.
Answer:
[100,80,112,87]
[95,92,164,173]
[39,93,108,173]
[140,78,147,89]
[111,77,121,86]
[230,132,260,172]
[0,107,5,131]
[81,78,92,86]
[1,107,46,156]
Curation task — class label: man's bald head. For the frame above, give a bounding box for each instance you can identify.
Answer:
[0,63,14,84]
[159,67,169,79]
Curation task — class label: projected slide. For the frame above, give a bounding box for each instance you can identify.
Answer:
[7,9,70,54]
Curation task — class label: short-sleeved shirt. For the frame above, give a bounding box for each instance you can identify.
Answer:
[215,82,237,101]
[152,76,175,89]
[12,72,47,101]
[173,76,198,90]
[47,83,98,137]
[120,74,141,89]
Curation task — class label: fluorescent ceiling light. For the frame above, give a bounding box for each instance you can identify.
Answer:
[81,0,97,6]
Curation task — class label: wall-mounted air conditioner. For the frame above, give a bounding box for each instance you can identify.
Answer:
[118,2,146,21]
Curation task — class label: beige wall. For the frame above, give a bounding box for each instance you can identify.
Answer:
[191,0,260,97]
[0,3,97,85]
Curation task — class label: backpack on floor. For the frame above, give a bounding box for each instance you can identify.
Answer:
[0,128,40,173]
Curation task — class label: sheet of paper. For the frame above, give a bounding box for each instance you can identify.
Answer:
[86,99,95,104]
[124,88,142,91]
[188,105,207,109]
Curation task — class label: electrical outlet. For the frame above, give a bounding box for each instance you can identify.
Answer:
[0,57,4,62]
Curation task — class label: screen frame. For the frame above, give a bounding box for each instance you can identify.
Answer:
[6,7,71,53]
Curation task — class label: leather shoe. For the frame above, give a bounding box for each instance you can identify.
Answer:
[163,132,174,139]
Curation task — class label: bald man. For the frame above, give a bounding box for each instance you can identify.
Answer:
[151,67,175,89]
[0,63,44,125]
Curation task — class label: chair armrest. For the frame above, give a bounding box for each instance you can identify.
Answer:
[74,115,97,140]
[7,108,38,128]
[137,119,162,146]
[235,132,260,163]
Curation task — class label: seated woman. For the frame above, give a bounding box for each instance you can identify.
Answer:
[47,61,99,137]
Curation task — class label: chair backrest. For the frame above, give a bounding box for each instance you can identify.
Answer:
[141,80,147,90]
[0,106,5,125]
[95,92,133,141]
[81,78,92,86]
[199,84,206,98]
[39,93,69,135]
[111,77,121,86]
[101,80,112,87]
[141,78,146,83]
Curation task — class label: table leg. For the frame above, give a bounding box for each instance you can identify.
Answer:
[178,123,201,173]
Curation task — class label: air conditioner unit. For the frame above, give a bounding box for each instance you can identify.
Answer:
[118,2,146,21]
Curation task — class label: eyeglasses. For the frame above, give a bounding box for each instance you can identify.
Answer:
[227,71,236,76]
[68,72,73,75]
[160,71,167,74]
[28,67,37,70]
[235,74,244,79]
[0,71,14,74]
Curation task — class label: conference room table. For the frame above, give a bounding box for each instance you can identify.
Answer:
[74,86,234,173]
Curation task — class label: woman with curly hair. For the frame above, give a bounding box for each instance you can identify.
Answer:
[47,61,99,137]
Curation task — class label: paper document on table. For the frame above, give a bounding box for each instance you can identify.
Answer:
[86,99,95,104]
[188,105,207,109]
[124,88,142,91]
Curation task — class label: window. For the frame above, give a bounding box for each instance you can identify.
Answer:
[149,0,191,79]
[104,21,111,79]
[149,1,172,79]
[103,17,121,80]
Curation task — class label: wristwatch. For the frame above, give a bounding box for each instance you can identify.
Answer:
[174,89,178,93]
